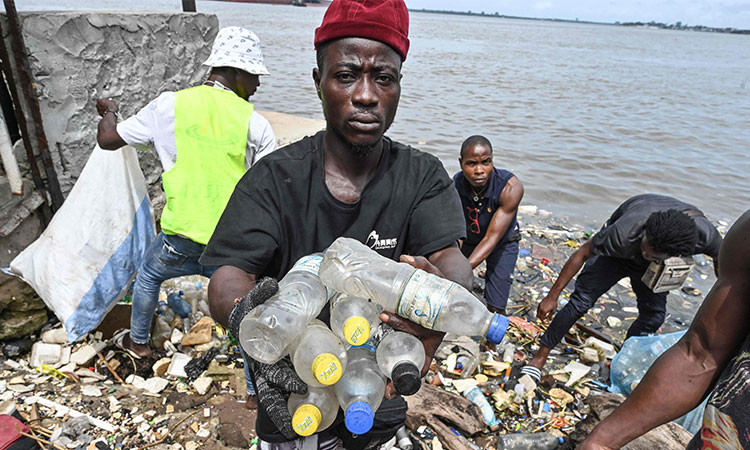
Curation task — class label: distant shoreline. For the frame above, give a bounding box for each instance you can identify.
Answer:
[410,8,750,35]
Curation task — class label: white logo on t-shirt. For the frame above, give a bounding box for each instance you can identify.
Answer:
[367,230,398,250]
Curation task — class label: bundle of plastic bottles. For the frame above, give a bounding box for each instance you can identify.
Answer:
[238,237,512,437]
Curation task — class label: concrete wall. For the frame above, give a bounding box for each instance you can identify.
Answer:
[2,11,219,215]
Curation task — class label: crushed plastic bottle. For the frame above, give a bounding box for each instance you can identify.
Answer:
[239,253,328,364]
[288,385,339,437]
[463,386,500,430]
[289,319,348,387]
[375,327,425,396]
[496,432,564,449]
[330,294,382,346]
[335,345,386,435]
[319,237,509,343]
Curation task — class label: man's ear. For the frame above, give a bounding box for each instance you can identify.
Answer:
[312,68,322,100]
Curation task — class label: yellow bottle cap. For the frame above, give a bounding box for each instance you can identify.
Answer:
[292,404,322,436]
[312,353,343,385]
[343,316,371,346]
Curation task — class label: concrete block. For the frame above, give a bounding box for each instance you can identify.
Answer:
[29,342,62,367]
[1,11,219,219]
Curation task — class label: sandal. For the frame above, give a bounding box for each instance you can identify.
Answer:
[112,329,142,360]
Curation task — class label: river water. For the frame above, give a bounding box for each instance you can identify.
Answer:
[14,1,750,224]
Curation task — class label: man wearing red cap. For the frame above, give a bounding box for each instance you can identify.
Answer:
[201,0,473,448]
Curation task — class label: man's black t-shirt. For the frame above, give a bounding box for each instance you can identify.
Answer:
[590,194,722,261]
[201,131,465,277]
[200,131,466,443]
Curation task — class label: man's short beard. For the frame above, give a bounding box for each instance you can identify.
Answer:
[349,142,378,159]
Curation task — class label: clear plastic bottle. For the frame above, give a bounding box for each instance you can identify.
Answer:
[375,328,425,396]
[395,425,413,450]
[330,294,382,346]
[319,237,509,343]
[335,345,386,435]
[496,433,564,449]
[288,385,339,437]
[239,253,328,364]
[464,386,500,430]
[289,319,348,387]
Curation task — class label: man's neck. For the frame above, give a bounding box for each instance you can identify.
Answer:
[322,128,384,204]
[207,74,238,97]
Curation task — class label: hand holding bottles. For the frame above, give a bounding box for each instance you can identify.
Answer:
[250,357,308,440]
[227,277,279,339]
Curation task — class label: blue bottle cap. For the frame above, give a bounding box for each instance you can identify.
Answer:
[558,437,565,444]
[345,401,374,435]
[486,314,510,344]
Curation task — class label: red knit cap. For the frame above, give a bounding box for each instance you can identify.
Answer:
[314,0,410,61]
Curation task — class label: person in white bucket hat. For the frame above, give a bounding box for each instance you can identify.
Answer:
[94,26,277,410]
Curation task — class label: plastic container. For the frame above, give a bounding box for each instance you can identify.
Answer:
[496,433,564,449]
[396,425,413,450]
[330,294,382,346]
[239,253,328,364]
[375,328,425,396]
[319,237,509,343]
[463,386,500,430]
[609,330,707,433]
[335,345,386,435]
[289,319,348,387]
[287,385,339,437]
[167,291,191,318]
[151,316,172,350]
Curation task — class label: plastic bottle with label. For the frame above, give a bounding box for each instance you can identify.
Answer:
[496,432,564,449]
[239,253,328,364]
[375,327,425,396]
[319,237,509,343]
[330,294,382,346]
[335,345,386,435]
[288,385,339,437]
[463,386,500,430]
[289,319,348,387]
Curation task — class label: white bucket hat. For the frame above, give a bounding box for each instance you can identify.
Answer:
[203,26,270,76]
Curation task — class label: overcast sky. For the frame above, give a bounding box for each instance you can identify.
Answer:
[406,0,750,29]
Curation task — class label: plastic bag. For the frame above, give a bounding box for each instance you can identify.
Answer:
[610,331,707,433]
[5,146,154,341]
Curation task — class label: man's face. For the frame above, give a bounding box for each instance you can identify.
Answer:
[236,70,260,100]
[641,235,671,262]
[313,38,402,153]
[460,144,493,189]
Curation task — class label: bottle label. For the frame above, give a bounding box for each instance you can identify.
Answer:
[396,270,453,329]
[288,254,323,277]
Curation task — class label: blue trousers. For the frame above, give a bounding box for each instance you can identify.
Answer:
[130,232,256,395]
[463,241,519,310]
[540,255,667,350]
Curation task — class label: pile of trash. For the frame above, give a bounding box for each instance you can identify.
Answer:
[0,205,723,450]
[395,205,722,449]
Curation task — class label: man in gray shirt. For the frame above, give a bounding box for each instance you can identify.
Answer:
[521,194,722,381]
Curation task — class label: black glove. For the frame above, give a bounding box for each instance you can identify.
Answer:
[250,356,308,439]
[227,277,280,338]
[228,277,308,440]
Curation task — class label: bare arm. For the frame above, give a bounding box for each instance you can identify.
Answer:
[95,98,127,150]
[426,243,474,291]
[580,210,750,450]
[468,177,524,269]
[207,265,257,328]
[537,239,594,321]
